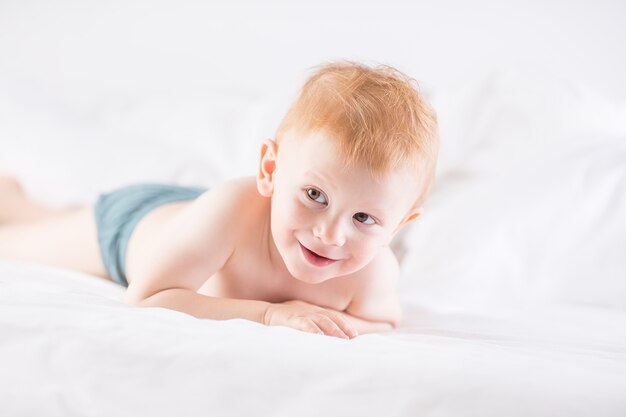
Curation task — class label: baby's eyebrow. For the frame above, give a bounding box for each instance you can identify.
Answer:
[303,171,331,185]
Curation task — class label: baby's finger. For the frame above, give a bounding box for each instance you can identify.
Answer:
[326,312,358,339]
[313,315,349,339]
[295,317,324,335]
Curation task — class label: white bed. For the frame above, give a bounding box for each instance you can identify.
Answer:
[1,1,626,416]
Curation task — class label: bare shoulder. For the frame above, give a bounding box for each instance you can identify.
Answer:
[125,177,261,300]
[344,246,403,326]
[194,177,260,218]
[204,176,259,200]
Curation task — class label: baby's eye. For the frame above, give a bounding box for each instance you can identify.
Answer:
[306,188,327,205]
[354,212,375,225]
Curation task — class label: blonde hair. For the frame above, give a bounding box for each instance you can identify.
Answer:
[275,61,439,205]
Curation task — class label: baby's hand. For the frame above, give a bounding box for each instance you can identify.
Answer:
[264,300,358,339]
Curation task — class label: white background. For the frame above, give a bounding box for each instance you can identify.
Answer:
[1,0,625,102]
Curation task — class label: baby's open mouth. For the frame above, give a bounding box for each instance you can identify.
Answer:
[298,242,338,267]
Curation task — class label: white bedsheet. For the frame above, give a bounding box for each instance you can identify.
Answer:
[1,261,625,417]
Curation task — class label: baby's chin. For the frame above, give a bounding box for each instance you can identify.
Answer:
[284,261,344,284]
[288,269,336,285]
[287,263,362,285]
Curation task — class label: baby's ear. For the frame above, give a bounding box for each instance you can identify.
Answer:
[403,209,422,224]
[257,139,278,197]
[392,207,422,235]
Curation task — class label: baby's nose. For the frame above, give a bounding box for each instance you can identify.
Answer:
[313,218,347,247]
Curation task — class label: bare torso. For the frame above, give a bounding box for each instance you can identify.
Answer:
[125,178,357,311]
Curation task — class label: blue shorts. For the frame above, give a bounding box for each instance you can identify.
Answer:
[94,184,206,287]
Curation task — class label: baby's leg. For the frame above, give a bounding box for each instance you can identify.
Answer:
[0,177,108,278]
[0,177,59,223]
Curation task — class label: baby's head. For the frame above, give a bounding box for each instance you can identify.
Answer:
[274,61,438,204]
[257,62,439,283]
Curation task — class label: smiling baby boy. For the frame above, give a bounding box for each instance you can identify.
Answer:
[0,62,439,339]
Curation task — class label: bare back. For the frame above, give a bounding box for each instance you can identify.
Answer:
[125,177,361,311]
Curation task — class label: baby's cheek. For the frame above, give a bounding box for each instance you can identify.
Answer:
[273,197,298,224]
[289,202,313,228]
[351,239,381,265]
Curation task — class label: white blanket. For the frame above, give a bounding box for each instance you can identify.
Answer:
[1,261,625,417]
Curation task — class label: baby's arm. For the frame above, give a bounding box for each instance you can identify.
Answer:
[123,182,355,338]
[342,247,403,334]
[135,288,357,338]
[124,183,268,322]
